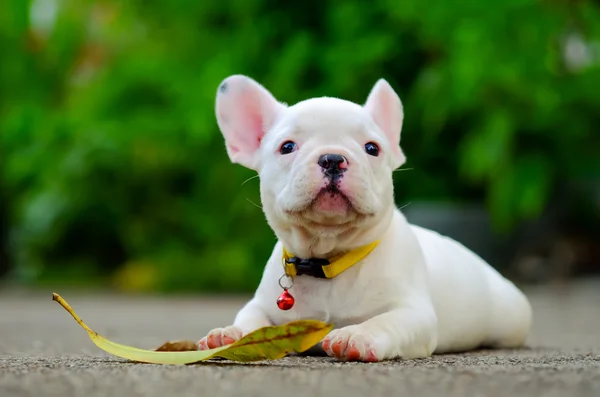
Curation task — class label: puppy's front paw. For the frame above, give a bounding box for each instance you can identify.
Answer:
[197,326,243,350]
[322,326,383,362]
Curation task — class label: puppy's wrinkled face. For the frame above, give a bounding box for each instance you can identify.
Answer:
[215,75,406,236]
[259,99,395,229]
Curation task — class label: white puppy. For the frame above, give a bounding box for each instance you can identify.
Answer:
[197,75,532,362]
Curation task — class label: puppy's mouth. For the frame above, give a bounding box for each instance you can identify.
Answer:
[310,183,353,214]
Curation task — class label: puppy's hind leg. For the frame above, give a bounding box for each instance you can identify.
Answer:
[484,280,533,349]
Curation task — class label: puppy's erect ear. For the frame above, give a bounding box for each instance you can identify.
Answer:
[215,75,286,170]
[364,79,406,169]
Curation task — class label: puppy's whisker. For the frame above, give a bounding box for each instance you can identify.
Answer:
[245,197,263,209]
[241,174,260,186]
[394,167,414,173]
[398,202,412,210]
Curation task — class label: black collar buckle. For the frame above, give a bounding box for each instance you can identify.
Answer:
[285,257,330,278]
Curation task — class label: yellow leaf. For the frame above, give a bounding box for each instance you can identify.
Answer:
[52,292,333,364]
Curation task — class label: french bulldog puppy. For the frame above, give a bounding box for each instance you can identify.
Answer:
[197,75,532,362]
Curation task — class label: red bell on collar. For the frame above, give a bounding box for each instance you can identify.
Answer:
[276,289,295,310]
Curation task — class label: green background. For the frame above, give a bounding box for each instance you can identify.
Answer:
[1,0,599,293]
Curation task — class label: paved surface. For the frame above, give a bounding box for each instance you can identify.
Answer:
[1,279,599,397]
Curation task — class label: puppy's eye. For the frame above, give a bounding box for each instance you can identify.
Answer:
[364,142,380,157]
[279,141,297,155]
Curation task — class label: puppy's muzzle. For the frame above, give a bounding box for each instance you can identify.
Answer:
[318,154,348,180]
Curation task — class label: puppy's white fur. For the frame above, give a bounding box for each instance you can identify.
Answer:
[198,75,532,361]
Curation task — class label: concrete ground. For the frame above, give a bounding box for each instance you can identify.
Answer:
[1,279,599,397]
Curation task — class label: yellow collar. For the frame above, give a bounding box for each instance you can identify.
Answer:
[282,241,380,279]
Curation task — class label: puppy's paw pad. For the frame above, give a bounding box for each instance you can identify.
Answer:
[197,326,243,350]
[366,349,380,362]
[197,338,209,350]
[321,338,331,352]
[331,339,347,357]
[345,342,361,361]
[222,336,236,345]
[323,328,383,362]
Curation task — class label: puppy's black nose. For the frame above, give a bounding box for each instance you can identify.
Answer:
[318,154,348,178]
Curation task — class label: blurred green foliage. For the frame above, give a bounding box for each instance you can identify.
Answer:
[1,0,599,292]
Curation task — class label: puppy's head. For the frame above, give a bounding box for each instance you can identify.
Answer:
[215,75,405,242]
